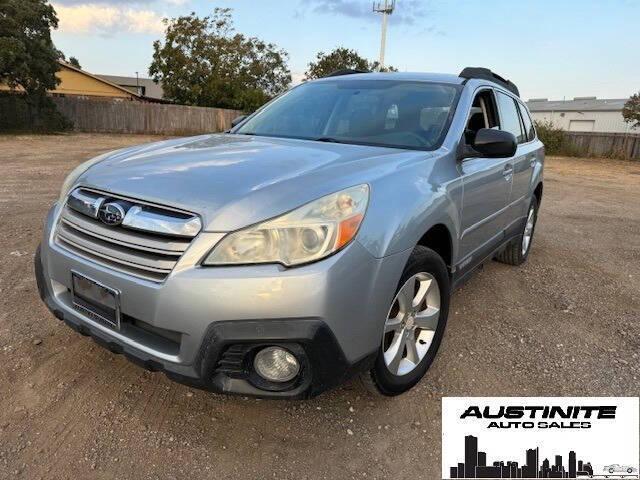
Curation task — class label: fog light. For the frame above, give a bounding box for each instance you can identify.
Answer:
[253,346,300,383]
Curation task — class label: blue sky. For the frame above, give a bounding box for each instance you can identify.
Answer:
[50,0,638,100]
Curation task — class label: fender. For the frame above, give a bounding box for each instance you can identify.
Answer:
[356,150,462,263]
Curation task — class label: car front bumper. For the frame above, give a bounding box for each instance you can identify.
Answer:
[37,205,409,398]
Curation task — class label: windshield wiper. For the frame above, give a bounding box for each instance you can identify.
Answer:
[313,137,345,144]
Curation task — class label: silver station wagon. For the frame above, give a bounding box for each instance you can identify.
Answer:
[36,67,544,398]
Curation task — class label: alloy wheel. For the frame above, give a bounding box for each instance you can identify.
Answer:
[521,205,535,256]
[382,272,441,376]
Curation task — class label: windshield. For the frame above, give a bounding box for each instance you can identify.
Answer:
[235,80,461,150]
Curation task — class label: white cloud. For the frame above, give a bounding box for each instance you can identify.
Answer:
[52,3,165,35]
[164,0,188,5]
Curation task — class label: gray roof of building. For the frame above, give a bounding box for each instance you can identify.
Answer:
[526,97,628,112]
[96,74,164,99]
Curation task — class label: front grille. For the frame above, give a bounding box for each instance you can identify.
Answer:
[55,188,201,282]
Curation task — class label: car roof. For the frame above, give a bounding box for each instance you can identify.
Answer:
[309,71,521,98]
[311,71,466,85]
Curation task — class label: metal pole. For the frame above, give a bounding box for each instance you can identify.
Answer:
[373,0,394,71]
[379,3,388,70]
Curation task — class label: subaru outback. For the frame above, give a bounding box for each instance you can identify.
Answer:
[35,68,544,398]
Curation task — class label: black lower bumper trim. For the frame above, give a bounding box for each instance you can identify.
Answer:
[195,319,376,398]
[35,244,376,399]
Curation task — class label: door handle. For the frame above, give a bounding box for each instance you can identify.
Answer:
[528,154,536,167]
[503,164,513,179]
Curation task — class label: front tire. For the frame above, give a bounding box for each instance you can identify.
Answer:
[362,246,450,396]
[495,196,539,266]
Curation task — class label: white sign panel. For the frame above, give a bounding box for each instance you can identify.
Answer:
[442,397,639,479]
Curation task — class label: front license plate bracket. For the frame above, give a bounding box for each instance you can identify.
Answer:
[71,271,121,330]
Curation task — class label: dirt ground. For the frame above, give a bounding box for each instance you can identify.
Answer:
[0,134,638,480]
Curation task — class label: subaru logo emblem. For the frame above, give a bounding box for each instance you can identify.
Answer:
[98,202,126,226]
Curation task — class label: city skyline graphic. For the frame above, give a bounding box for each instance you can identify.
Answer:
[449,435,595,479]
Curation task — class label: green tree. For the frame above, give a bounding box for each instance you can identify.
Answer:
[68,56,81,69]
[58,52,81,69]
[149,9,291,111]
[304,47,397,80]
[533,119,565,155]
[622,92,640,129]
[533,119,579,156]
[0,0,60,95]
[0,0,70,131]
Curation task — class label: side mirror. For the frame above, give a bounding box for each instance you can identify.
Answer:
[472,128,517,158]
[231,115,248,128]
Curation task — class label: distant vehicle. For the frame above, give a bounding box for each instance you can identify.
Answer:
[36,68,544,398]
[604,464,638,475]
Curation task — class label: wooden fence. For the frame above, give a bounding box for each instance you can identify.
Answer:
[3,94,640,159]
[564,131,640,160]
[51,96,243,135]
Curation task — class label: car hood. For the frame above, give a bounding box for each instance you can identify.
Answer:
[79,134,436,231]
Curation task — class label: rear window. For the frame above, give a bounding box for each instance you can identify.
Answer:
[496,91,525,143]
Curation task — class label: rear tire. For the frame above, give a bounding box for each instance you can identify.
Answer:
[361,246,450,396]
[495,196,539,266]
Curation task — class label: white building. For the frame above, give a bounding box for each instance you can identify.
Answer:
[526,97,635,133]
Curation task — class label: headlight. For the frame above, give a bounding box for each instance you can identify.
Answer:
[203,184,369,267]
[57,152,114,204]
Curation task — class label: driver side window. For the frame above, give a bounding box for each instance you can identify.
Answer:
[464,90,499,145]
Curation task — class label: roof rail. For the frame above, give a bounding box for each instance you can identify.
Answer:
[325,69,370,78]
[459,67,520,97]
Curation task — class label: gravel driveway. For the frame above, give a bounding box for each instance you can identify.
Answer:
[0,134,638,479]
